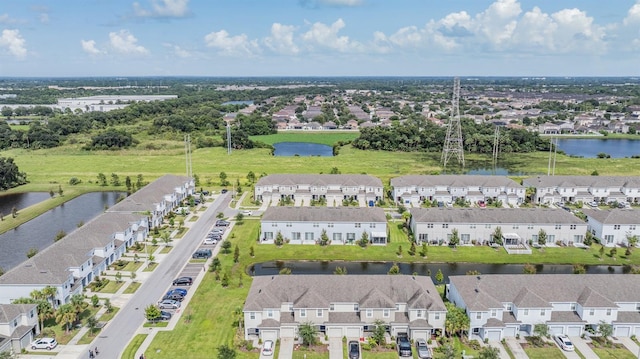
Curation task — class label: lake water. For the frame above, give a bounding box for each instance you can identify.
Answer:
[0,192,125,271]
[222,100,254,106]
[273,142,334,156]
[0,192,50,216]
[556,138,640,158]
[250,261,629,282]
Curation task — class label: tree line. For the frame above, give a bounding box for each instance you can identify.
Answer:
[0,157,27,190]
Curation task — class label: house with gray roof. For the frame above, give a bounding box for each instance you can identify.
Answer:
[255,174,383,207]
[582,209,640,247]
[391,175,525,207]
[260,207,388,245]
[523,175,640,205]
[0,304,38,354]
[447,274,640,341]
[243,275,445,342]
[409,208,587,246]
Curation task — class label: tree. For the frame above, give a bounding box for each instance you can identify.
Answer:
[110,173,121,186]
[627,234,638,250]
[445,302,469,337]
[221,272,230,287]
[58,184,63,197]
[233,245,240,263]
[478,346,500,359]
[358,232,369,247]
[219,171,229,186]
[246,171,256,183]
[419,242,428,257]
[86,315,98,337]
[0,157,27,190]
[70,293,87,317]
[249,246,255,257]
[56,303,77,333]
[523,263,537,274]
[42,286,57,308]
[298,322,318,346]
[573,264,586,274]
[599,245,605,258]
[125,176,132,191]
[235,212,244,223]
[274,232,284,246]
[115,271,122,283]
[54,229,66,242]
[435,269,444,284]
[145,304,161,322]
[408,241,416,256]
[26,247,38,258]
[319,229,330,246]
[492,226,503,245]
[97,173,108,186]
[388,263,400,274]
[371,320,387,345]
[396,245,403,256]
[449,229,460,247]
[598,321,613,343]
[537,229,547,246]
[533,323,549,338]
[222,240,232,254]
[161,231,172,246]
[440,344,455,359]
[217,345,237,359]
[91,294,100,307]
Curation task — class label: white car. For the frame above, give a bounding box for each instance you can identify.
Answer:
[554,335,574,351]
[262,340,274,356]
[31,337,58,350]
[203,237,218,245]
[242,210,253,216]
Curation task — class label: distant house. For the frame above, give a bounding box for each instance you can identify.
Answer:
[323,121,338,130]
[447,274,640,341]
[582,209,640,247]
[537,122,561,134]
[0,304,39,354]
[243,275,446,341]
[260,207,388,244]
[522,175,640,205]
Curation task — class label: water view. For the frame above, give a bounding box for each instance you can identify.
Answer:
[0,192,50,216]
[273,142,334,156]
[222,100,254,106]
[556,138,640,158]
[0,192,125,271]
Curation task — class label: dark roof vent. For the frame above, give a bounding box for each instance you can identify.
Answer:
[258,289,261,293]
[477,276,481,280]
[474,288,479,293]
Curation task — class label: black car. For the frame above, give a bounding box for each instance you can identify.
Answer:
[162,293,185,302]
[192,249,212,259]
[159,311,172,320]
[348,341,360,359]
[215,220,230,227]
[172,277,193,286]
[221,189,228,194]
[397,334,412,357]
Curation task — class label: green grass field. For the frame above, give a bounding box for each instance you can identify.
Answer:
[523,347,566,359]
[251,131,359,146]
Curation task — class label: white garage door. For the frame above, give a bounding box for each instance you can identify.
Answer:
[635,327,640,337]
[346,327,361,339]
[615,326,631,337]
[327,327,343,338]
[486,330,501,341]
[567,326,582,337]
[548,326,564,336]
[280,327,296,338]
[261,330,278,341]
[503,327,517,338]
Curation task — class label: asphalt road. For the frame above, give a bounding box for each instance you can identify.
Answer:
[89,192,232,359]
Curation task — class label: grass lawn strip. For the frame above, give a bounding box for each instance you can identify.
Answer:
[97,280,125,293]
[123,281,142,294]
[122,334,148,359]
[591,348,636,359]
[98,307,119,322]
[522,347,566,359]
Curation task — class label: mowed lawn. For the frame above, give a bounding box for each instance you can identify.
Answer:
[250,131,359,146]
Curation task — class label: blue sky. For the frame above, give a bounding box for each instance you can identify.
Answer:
[1,0,639,77]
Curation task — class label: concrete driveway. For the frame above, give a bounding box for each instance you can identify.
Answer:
[569,337,599,359]
[505,338,529,359]
[278,338,294,359]
[488,340,513,359]
[328,337,343,359]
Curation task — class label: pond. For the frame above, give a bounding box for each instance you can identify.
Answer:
[222,100,254,106]
[556,138,640,158]
[0,192,51,216]
[273,142,334,157]
[0,192,125,271]
[250,261,630,282]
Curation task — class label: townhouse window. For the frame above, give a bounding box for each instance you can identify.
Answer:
[506,304,512,311]
[574,235,584,243]
[313,223,319,228]
[513,225,519,229]
[330,304,335,311]
[286,223,292,227]
[355,223,361,228]
[395,304,400,311]
[531,235,538,242]
[636,304,640,311]
[272,223,278,227]
[366,309,373,318]
[435,313,440,320]
[354,304,359,311]
[300,309,307,317]
[631,225,637,231]
[570,303,576,311]
[250,312,256,320]
[328,223,334,228]
[485,224,492,229]
[417,310,423,318]
[264,232,274,240]
[333,233,343,242]
[267,310,273,318]
[570,225,577,230]
[369,223,376,228]
[427,224,434,229]
[347,233,356,242]
[305,232,314,241]
[317,309,323,317]
[383,309,390,318]
[292,232,301,241]
[589,309,595,316]
[555,225,561,230]
[540,309,545,316]
[443,224,449,229]
[528,225,534,230]
[470,224,476,229]
[30,310,34,318]
[606,308,612,316]
[289,304,293,311]
[419,234,428,242]
[476,312,482,319]
[523,309,529,315]
[614,225,621,230]
[604,235,614,244]
[491,309,497,317]
[13,319,17,326]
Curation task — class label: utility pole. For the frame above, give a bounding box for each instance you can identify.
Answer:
[184,134,192,178]
[226,121,232,155]
[442,77,465,168]
[492,125,500,166]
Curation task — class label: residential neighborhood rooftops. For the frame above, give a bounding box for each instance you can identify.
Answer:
[523,175,640,188]
[391,175,523,188]
[244,275,445,312]
[409,207,584,224]
[256,174,383,187]
[0,304,37,323]
[261,207,387,223]
[581,209,639,224]
[108,174,192,213]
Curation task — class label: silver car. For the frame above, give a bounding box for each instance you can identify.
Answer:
[415,339,432,359]
[158,299,181,309]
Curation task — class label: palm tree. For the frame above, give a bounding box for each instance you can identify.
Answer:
[70,294,87,318]
[41,286,58,308]
[55,304,76,333]
[86,315,98,337]
[37,300,55,332]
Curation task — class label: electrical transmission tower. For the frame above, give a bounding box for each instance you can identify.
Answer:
[442,77,465,168]
[492,125,500,165]
[184,134,193,178]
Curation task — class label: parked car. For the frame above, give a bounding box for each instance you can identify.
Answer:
[397,334,412,357]
[348,340,360,359]
[554,335,574,351]
[588,201,599,207]
[203,238,218,245]
[262,340,274,356]
[167,288,187,297]
[221,189,228,194]
[242,210,253,216]
[159,311,172,320]
[201,190,210,195]
[215,220,230,227]
[172,276,193,286]
[31,337,57,350]
[415,339,432,359]
[162,293,185,302]
[158,299,181,309]
[192,249,212,259]
[478,200,486,208]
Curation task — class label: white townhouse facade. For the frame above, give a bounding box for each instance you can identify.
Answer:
[447,274,640,341]
[0,304,39,355]
[243,275,446,342]
[409,208,587,246]
[0,175,193,306]
[523,175,640,205]
[391,175,525,207]
[254,174,383,207]
[582,209,640,247]
[260,207,388,245]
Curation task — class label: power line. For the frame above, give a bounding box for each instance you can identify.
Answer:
[442,77,465,168]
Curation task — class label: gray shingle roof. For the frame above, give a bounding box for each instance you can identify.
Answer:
[108,174,192,213]
[449,274,640,311]
[549,311,586,323]
[577,287,615,307]
[523,175,640,188]
[513,288,551,308]
[256,174,382,187]
[262,207,387,223]
[410,208,584,225]
[244,275,445,312]
[0,304,36,323]
[391,175,523,189]
[582,209,639,225]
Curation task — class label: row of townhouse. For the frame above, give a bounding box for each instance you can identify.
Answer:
[0,304,38,355]
[0,175,194,306]
[243,275,446,342]
[409,208,587,246]
[254,174,384,207]
[391,175,525,207]
[523,175,640,205]
[260,207,388,245]
[583,209,640,247]
[447,274,640,341]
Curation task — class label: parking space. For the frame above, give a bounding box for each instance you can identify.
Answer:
[568,337,599,359]
[278,337,294,359]
[329,337,343,359]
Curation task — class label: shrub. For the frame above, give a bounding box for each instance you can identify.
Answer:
[468,340,481,350]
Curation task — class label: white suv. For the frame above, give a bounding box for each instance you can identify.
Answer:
[31,337,58,350]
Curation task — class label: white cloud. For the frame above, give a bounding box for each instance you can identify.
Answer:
[264,23,299,55]
[81,40,102,55]
[0,29,27,58]
[31,5,50,24]
[473,0,521,46]
[133,0,189,18]
[624,1,640,25]
[109,30,148,55]
[163,43,192,58]
[204,30,259,56]
[301,18,363,52]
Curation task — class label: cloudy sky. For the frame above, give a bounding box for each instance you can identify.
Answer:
[1,0,639,77]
